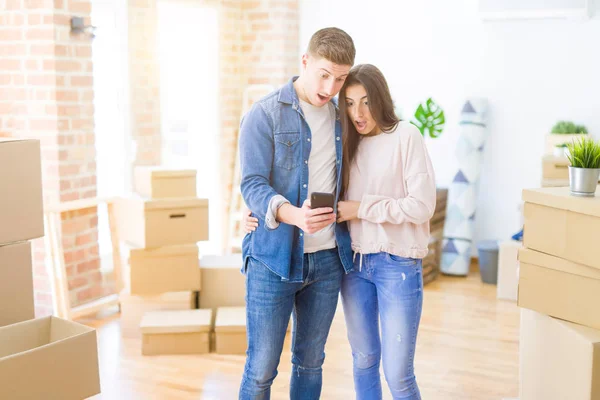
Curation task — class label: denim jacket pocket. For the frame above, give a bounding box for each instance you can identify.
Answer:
[274,132,301,170]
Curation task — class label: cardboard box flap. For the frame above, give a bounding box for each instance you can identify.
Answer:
[0,138,32,144]
[200,254,243,268]
[130,244,199,259]
[0,316,94,359]
[523,187,600,218]
[215,307,246,333]
[144,197,208,211]
[519,248,600,279]
[140,309,212,334]
[119,289,193,305]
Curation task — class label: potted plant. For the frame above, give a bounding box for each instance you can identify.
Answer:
[552,121,588,135]
[553,143,569,158]
[566,137,600,197]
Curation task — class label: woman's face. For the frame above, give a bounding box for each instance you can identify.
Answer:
[344,84,378,135]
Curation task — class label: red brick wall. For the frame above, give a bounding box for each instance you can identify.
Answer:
[0,0,300,315]
[220,0,300,247]
[0,0,100,315]
[128,0,162,170]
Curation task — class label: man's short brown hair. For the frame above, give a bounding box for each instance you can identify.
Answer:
[307,27,355,67]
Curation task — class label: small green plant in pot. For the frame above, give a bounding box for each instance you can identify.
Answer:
[554,143,569,157]
[566,137,600,197]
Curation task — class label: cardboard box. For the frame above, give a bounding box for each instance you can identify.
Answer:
[134,167,197,199]
[115,196,209,248]
[0,139,43,245]
[198,254,246,312]
[0,316,100,400]
[540,178,569,188]
[544,133,587,155]
[0,241,34,327]
[215,307,247,355]
[497,240,521,301]
[129,244,201,295]
[542,155,569,180]
[119,289,195,338]
[523,186,600,270]
[518,248,600,330]
[520,308,600,400]
[140,309,212,355]
[199,255,291,332]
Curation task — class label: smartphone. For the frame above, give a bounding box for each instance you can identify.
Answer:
[310,192,335,210]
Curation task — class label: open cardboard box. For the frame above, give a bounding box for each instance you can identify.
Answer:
[0,316,100,400]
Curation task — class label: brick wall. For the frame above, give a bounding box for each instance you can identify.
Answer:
[220,0,300,247]
[0,0,100,315]
[0,0,300,315]
[128,0,162,170]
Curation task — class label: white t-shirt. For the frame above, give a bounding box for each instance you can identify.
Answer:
[265,100,337,253]
[300,99,337,253]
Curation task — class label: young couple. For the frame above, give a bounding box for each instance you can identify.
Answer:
[238,27,436,400]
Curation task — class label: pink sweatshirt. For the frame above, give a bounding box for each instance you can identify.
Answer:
[345,121,436,260]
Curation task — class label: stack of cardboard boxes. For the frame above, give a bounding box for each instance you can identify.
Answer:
[116,167,250,356]
[198,254,249,355]
[0,138,100,399]
[518,186,600,400]
[115,167,207,341]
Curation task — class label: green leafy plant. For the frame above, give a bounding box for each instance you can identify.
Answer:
[555,143,568,148]
[551,121,588,134]
[412,98,445,138]
[567,137,600,168]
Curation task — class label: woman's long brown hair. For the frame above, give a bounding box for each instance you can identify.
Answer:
[339,64,400,199]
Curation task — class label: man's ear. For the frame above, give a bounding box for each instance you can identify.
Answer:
[301,53,309,71]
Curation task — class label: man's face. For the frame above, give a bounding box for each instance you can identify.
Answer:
[300,54,351,107]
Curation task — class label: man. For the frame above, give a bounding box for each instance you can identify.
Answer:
[238,28,356,400]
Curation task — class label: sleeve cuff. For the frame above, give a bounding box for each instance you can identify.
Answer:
[265,195,290,230]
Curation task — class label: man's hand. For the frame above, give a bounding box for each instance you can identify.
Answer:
[242,209,258,233]
[277,199,336,234]
[337,201,361,223]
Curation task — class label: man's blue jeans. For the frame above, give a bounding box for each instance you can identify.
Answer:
[239,248,343,400]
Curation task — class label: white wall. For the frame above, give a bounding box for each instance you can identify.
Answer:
[300,0,600,246]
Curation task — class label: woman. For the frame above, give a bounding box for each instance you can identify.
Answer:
[244,64,436,400]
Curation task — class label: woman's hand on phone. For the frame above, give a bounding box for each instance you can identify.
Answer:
[243,209,259,233]
[337,201,360,223]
